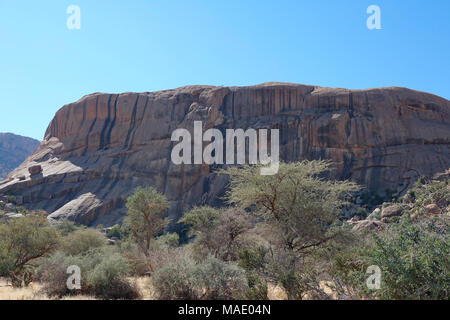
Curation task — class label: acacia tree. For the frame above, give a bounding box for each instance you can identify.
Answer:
[0,212,60,287]
[221,161,359,298]
[180,206,253,261]
[124,186,169,275]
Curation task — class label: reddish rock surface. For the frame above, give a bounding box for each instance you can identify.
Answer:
[0,83,449,226]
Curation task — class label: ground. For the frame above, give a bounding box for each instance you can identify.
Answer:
[0,277,287,300]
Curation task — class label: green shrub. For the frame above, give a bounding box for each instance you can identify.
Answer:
[56,220,79,236]
[0,213,60,286]
[151,254,198,299]
[156,232,180,248]
[332,216,450,300]
[116,240,148,277]
[61,228,106,256]
[367,217,449,299]
[39,248,140,300]
[152,255,247,300]
[241,272,269,300]
[106,224,123,239]
[86,253,140,300]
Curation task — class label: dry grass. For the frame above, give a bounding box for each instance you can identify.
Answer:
[0,278,95,300]
[267,283,288,300]
[0,278,47,300]
[1,277,290,300]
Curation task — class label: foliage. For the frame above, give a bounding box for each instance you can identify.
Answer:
[106,224,124,239]
[152,254,247,300]
[124,186,169,275]
[366,216,449,299]
[156,232,180,248]
[116,239,148,277]
[61,228,106,256]
[332,216,450,300]
[39,248,140,300]
[0,213,60,286]
[411,179,449,214]
[221,161,359,299]
[56,220,79,236]
[179,206,220,238]
[221,161,359,257]
[182,206,254,261]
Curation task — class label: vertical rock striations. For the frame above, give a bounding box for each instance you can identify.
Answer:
[0,83,449,226]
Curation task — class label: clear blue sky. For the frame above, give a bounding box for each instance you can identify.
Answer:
[1,0,449,140]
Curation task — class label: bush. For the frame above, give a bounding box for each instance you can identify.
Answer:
[152,255,247,300]
[61,228,106,256]
[0,213,60,286]
[181,207,255,261]
[39,248,140,300]
[106,224,123,239]
[86,253,140,300]
[332,216,450,300]
[116,240,149,277]
[156,232,180,248]
[367,217,449,299]
[151,254,198,299]
[56,221,80,236]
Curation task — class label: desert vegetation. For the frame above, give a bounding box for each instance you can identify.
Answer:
[0,160,448,300]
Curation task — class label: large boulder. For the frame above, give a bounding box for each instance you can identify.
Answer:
[381,205,405,218]
[0,83,449,227]
[367,208,381,221]
[424,203,441,215]
[28,165,42,176]
[352,219,385,232]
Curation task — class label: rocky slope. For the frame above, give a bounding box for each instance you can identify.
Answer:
[0,133,39,179]
[0,83,449,227]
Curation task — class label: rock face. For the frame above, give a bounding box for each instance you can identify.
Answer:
[0,133,40,179]
[0,83,449,227]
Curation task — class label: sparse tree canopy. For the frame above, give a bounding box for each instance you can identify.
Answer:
[179,206,220,238]
[181,206,254,261]
[222,161,359,256]
[124,186,169,274]
[0,212,60,286]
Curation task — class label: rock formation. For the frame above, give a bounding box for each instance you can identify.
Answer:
[0,133,40,179]
[0,83,449,227]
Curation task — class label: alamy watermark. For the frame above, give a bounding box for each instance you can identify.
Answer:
[366,265,381,290]
[366,5,381,30]
[67,5,81,30]
[67,265,81,290]
[171,121,280,175]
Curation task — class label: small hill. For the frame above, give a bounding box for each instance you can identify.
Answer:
[0,133,40,179]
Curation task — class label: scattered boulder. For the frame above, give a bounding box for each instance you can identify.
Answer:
[348,216,360,224]
[424,204,440,215]
[367,208,381,221]
[28,165,42,176]
[352,220,385,231]
[5,213,23,219]
[402,193,414,204]
[381,205,404,218]
[47,192,103,225]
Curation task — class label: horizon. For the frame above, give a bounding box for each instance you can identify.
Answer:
[1,0,449,140]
